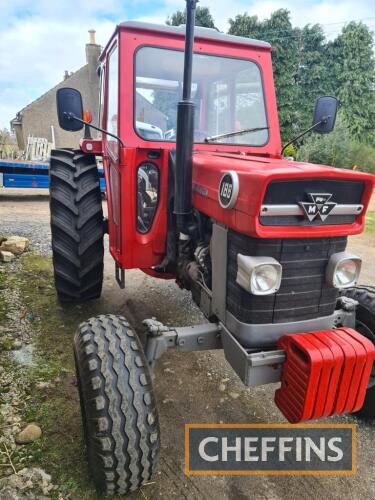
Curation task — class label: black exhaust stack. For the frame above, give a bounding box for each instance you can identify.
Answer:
[174,0,198,235]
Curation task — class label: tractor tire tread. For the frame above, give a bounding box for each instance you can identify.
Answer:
[74,314,160,496]
[340,287,375,418]
[49,148,104,302]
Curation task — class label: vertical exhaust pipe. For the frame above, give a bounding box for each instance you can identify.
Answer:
[174,0,198,234]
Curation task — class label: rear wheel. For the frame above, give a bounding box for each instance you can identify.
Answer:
[340,287,375,418]
[49,149,104,302]
[74,314,160,496]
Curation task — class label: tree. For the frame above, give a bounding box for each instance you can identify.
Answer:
[160,6,375,150]
[263,10,299,142]
[167,6,216,29]
[228,13,263,39]
[296,114,352,167]
[152,6,217,131]
[294,24,327,131]
[0,128,18,159]
[0,128,10,147]
[327,22,375,144]
[229,9,298,141]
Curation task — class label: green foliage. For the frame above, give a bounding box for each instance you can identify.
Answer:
[366,212,375,234]
[228,11,375,146]
[167,6,216,29]
[165,6,375,155]
[296,115,352,167]
[264,10,299,143]
[228,13,264,38]
[0,127,18,158]
[327,22,375,144]
[350,142,375,174]
[296,116,375,173]
[282,143,296,158]
[229,10,298,142]
[156,6,217,131]
[294,24,327,132]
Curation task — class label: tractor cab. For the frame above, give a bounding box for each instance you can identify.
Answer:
[83,22,282,272]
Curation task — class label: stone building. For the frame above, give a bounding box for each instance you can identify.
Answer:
[11,31,101,151]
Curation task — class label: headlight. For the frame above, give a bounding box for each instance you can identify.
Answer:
[326,252,362,289]
[237,255,282,295]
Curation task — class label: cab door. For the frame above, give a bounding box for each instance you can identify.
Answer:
[103,41,122,260]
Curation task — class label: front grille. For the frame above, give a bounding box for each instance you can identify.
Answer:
[260,179,364,226]
[226,231,347,324]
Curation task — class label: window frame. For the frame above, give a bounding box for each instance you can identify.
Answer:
[133,44,270,148]
[105,42,119,161]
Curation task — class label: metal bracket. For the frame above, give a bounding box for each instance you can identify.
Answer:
[220,324,286,386]
[143,317,287,386]
[142,303,358,384]
[332,305,356,329]
[115,263,125,289]
[143,319,222,370]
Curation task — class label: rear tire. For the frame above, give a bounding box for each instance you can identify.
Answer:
[74,315,160,496]
[49,149,104,302]
[340,287,375,418]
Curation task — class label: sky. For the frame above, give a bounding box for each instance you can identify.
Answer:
[0,0,374,130]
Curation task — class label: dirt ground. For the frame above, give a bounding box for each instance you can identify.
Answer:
[1,188,375,500]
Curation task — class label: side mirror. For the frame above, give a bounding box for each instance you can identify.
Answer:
[56,88,84,131]
[313,96,338,134]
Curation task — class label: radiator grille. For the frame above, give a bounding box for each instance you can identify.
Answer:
[227,231,347,324]
[260,179,364,226]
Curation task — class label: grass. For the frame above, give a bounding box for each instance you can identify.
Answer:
[0,270,8,323]
[10,254,148,499]
[365,211,375,234]
[16,254,101,498]
[0,253,108,499]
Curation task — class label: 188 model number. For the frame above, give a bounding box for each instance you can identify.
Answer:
[221,181,233,200]
[218,171,239,209]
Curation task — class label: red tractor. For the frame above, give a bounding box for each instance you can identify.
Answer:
[50,1,375,495]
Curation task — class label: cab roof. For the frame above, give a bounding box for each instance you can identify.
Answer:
[118,21,271,50]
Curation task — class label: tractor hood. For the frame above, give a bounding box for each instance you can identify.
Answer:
[191,151,374,238]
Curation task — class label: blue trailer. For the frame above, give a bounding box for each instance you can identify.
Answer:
[0,159,106,191]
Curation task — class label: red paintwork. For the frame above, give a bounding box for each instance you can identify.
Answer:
[116,26,281,158]
[97,23,282,271]
[86,23,374,273]
[275,328,375,423]
[192,151,375,238]
[80,138,103,155]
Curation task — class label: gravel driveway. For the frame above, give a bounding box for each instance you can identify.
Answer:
[0,189,51,256]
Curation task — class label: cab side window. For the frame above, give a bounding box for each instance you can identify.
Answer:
[106,45,119,155]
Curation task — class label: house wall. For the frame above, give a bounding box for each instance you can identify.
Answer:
[12,41,101,150]
[136,92,168,133]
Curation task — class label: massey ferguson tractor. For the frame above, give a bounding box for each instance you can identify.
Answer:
[49,1,375,495]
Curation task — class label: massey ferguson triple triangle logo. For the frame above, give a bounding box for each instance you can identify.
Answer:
[300,193,337,222]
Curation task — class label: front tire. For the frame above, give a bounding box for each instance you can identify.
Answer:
[49,149,104,302]
[341,287,375,418]
[74,315,160,496]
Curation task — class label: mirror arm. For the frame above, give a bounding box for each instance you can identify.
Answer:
[64,112,125,147]
[281,119,326,156]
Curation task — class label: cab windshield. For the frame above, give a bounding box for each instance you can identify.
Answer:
[135,46,268,146]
